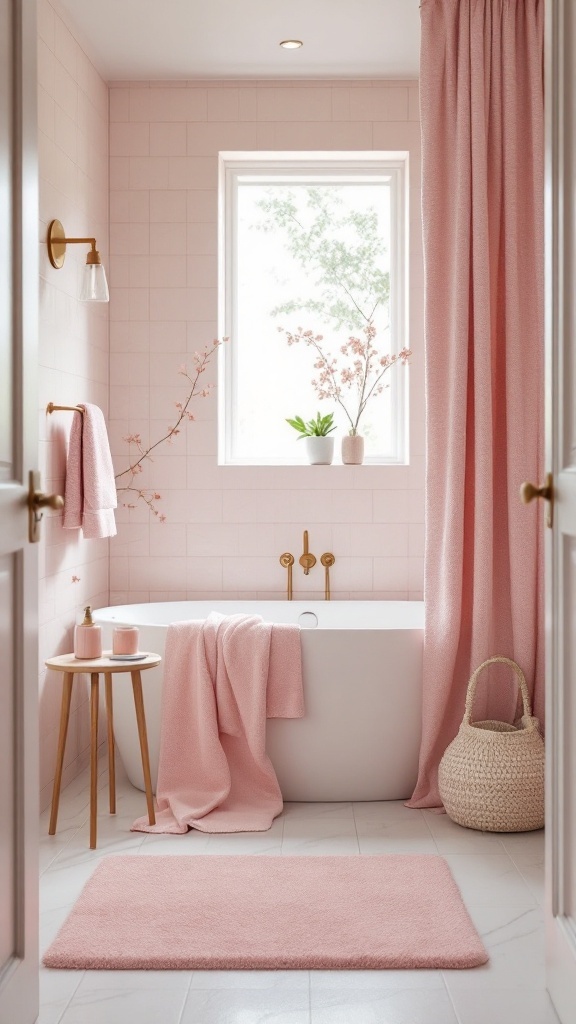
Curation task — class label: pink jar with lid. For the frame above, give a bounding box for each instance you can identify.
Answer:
[112,625,139,655]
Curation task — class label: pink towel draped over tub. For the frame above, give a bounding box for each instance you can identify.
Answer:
[132,613,304,835]
[63,403,117,539]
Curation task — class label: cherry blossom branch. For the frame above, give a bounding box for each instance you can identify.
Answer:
[116,338,227,520]
[280,323,410,436]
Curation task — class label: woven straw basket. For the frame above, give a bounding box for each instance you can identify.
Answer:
[438,656,544,832]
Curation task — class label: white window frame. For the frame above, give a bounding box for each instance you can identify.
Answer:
[218,152,409,466]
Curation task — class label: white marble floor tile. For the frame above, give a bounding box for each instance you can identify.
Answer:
[310,969,444,992]
[352,801,424,827]
[500,829,545,866]
[443,905,546,993]
[39,825,85,874]
[180,987,311,1024]
[281,818,359,855]
[422,811,506,855]
[44,825,144,871]
[138,830,212,855]
[282,835,360,856]
[515,862,545,906]
[450,986,560,1024]
[59,982,189,1024]
[204,831,283,855]
[309,986,459,1023]
[282,818,357,839]
[40,907,77,959]
[78,968,192,990]
[443,853,537,908]
[38,969,84,1024]
[281,802,354,821]
[357,831,438,855]
[189,971,309,991]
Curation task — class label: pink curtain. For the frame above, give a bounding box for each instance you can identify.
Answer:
[409,0,545,809]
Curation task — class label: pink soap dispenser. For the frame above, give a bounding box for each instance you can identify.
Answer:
[74,606,102,660]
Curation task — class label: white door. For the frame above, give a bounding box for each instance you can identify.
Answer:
[0,1,40,1022]
[544,1,576,1021]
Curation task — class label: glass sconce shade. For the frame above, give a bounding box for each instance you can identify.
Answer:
[47,221,110,303]
[79,262,109,302]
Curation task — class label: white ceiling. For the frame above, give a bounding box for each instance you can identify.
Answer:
[59,0,421,81]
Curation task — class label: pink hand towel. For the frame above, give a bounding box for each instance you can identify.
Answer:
[132,613,304,835]
[63,403,117,539]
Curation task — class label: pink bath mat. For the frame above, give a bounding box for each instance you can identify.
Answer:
[43,854,488,971]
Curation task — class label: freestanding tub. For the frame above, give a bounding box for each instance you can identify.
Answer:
[93,601,424,802]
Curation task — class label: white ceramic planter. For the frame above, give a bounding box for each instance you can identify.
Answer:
[341,434,365,465]
[305,436,335,465]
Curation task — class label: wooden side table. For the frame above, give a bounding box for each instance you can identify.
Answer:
[45,652,161,849]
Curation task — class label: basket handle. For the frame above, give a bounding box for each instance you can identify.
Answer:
[464,656,533,725]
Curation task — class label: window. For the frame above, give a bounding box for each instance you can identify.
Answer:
[219,154,408,465]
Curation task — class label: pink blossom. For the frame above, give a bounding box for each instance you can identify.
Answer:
[71,575,80,583]
[158,514,167,523]
[119,342,224,520]
[282,320,411,434]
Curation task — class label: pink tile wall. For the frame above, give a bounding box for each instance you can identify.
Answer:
[38,0,109,810]
[108,80,424,605]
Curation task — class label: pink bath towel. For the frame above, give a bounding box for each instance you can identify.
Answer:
[63,403,117,539]
[132,613,304,834]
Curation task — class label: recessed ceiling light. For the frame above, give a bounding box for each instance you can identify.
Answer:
[280,39,303,49]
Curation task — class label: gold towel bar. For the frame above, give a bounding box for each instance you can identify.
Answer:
[46,402,85,415]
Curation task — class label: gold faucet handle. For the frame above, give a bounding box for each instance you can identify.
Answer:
[279,553,294,601]
[320,553,335,601]
[299,553,316,573]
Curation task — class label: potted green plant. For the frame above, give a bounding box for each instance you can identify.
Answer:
[286,411,336,465]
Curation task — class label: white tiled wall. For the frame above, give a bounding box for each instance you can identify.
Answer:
[107,80,425,605]
[37,0,109,810]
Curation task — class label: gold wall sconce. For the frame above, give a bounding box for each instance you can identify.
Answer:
[47,219,109,302]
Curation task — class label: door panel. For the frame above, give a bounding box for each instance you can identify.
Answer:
[0,0,39,1022]
[0,555,15,970]
[545,0,576,1019]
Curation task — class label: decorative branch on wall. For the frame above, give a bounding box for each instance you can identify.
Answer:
[115,338,227,519]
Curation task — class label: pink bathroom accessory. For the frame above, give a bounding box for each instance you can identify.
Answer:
[132,612,304,835]
[74,606,102,659]
[112,625,139,655]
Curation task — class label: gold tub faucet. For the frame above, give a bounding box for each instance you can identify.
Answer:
[299,530,317,576]
[279,552,294,600]
[321,552,336,601]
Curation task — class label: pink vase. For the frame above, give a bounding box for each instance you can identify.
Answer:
[341,434,365,465]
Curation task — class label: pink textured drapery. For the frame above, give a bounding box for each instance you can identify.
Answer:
[409,0,545,809]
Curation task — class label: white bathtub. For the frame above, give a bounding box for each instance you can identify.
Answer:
[93,601,424,802]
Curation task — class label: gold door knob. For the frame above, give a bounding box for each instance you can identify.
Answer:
[33,492,64,510]
[520,472,553,528]
[28,470,64,543]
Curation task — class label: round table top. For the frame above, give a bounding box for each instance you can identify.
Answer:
[45,652,162,674]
